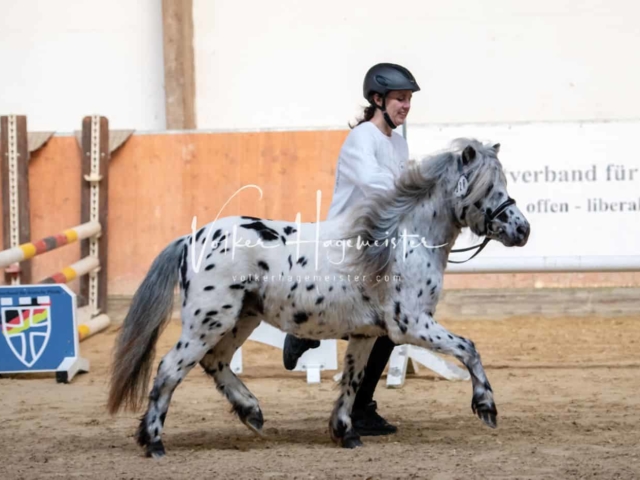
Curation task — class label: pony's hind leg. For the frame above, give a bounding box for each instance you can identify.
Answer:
[329,335,377,449]
[199,314,264,435]
[136,338,209,458]
[136,310,238,458]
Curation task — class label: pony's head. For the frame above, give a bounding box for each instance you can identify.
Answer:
[447,139,530,247]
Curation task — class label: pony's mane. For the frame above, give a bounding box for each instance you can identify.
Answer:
[342,138,504,283]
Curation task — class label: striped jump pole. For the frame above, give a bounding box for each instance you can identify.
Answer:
[38,256,100,285]
[78,314,110,341]
[0,222,101,269]
[76,305,109,341]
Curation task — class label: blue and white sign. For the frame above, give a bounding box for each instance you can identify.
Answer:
[0,284,88,382]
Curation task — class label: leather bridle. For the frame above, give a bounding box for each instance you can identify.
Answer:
[447,153,517,264]
[448,196,516,263]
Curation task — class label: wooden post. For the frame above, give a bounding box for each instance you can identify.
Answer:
[162,0,196,129]
[80,116,109,314]
[1,115,31,284]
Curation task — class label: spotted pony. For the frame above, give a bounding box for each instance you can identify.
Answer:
[107,138,530,457]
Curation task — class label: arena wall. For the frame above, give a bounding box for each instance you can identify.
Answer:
[1,130,639,298]
[1,1,639,298]
[1,1,638,132]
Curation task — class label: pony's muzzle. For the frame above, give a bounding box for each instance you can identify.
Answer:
[513,221,530,246]
[490,216,530,247]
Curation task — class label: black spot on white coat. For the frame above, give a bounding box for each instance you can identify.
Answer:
[240,221,279,242]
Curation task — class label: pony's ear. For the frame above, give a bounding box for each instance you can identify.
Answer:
[493,143,501,154]
[462,145,476,165]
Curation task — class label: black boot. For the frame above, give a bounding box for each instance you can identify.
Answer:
[351,401,398,436]
[282,334,320,370]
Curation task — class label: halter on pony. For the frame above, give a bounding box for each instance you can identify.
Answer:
[448,150,517,263]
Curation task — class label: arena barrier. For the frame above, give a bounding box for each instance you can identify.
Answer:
[0,114,115,382]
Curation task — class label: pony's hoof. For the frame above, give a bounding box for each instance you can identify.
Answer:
[478,409,497,428]
[238,405,265,437]
[471,402,498,428]
[329,417,347,444]
[146,440,166,459]
[245,414,265,437]
[472,396,498,428]
[341,430,363,449]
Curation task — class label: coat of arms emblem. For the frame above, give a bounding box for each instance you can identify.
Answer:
[1,296,51,368]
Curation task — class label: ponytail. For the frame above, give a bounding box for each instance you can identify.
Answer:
[349,104,377,129]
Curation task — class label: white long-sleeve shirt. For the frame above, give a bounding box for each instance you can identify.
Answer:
[327,121,409,219]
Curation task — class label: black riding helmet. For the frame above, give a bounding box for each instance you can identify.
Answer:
[363,63,420,129]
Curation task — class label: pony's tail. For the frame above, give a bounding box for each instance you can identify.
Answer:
[107,237,186,415]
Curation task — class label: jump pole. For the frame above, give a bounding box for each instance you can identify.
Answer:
[0,231,107,343]
[39,256,100,284]
[0,222,101,268]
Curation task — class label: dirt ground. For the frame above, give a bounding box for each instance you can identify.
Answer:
[1,315,640,480]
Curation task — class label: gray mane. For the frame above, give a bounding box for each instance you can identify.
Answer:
[343,138,504,283]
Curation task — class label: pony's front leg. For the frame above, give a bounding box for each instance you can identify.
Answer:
[329,335,376,449]
[389,312,497,429]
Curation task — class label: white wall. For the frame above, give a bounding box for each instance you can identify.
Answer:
[2,1,637,133]
[0,0,166,132]
[193,0,640,130]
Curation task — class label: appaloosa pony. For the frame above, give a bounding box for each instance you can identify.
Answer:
[107,138,530,457]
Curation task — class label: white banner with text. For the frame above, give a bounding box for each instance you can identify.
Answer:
[406,120,640,260]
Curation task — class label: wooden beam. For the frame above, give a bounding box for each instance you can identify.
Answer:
[80,116,109,314]
[162,0,196,129]
[1,115,31,284]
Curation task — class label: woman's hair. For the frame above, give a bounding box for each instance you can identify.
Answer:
[349,103,376,129]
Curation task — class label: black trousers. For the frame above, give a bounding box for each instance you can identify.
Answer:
[352,335,396,411]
